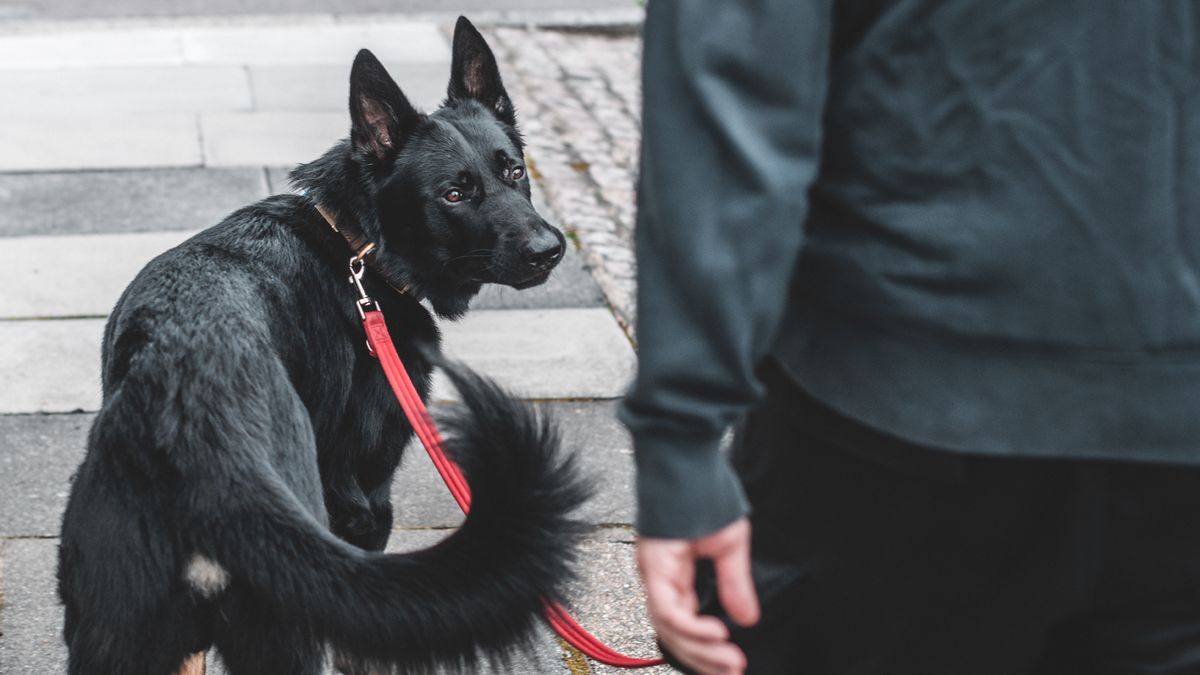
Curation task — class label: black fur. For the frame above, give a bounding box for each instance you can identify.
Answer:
[57,16,586,675]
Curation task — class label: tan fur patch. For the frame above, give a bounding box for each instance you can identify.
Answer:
[184,555,229,598]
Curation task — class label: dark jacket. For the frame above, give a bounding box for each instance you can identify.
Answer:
[620,0,1200,538]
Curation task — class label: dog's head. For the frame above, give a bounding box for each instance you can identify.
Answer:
[340,17,565,317]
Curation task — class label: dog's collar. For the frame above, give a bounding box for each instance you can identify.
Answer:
[312,201,378,266]
[298,193,411,298]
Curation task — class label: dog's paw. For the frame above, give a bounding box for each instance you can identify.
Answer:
[331,504,394,552]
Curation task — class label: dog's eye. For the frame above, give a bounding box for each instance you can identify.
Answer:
[510,167,526,181]
[444,189,464,203]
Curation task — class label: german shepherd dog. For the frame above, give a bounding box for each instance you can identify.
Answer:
[58,17,587,675]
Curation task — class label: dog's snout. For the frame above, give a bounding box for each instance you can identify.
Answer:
[524,227,565,270]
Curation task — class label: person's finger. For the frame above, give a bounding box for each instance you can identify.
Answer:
[657,628,747,675]
[644,575,730,642]
[639,539,729,641]
[712,527,760,627]
[636,533,750,673]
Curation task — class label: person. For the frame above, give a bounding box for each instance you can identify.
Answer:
[619,1,1200,674]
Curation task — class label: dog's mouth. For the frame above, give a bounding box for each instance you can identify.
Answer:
[452,260,554,289]
[507,266,555,289]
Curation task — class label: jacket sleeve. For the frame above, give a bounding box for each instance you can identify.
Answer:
[618,0,833,538]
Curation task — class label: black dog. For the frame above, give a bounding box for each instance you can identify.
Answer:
[58,17,586,675]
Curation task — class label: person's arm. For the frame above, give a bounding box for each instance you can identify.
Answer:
[620,0,833,539]
[622,3,833,671]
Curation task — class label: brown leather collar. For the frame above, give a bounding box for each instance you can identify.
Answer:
[314,202,377,264]
[311,202,410,297]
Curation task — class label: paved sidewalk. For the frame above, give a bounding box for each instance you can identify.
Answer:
[488,24,641,334]
[0,13,663,675]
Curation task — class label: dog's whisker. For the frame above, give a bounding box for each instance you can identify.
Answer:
[441,250,496,270]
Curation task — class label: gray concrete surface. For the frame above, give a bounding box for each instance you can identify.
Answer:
[0,414,88,538]
[0,65,252,115]
[0,113,203,171]
[0,320,105,414]
[0,10,665,674]
[429,308,636,401]
[0,230,195,319]
[200,111,349,167]
[0,0,633,22]
[0,211,602,321]
[249,62,448,113]
[0,402,635,540]
[393,401,635,529]
[0,169,269,237]
[0,308,632,413]
[0,539,66,675]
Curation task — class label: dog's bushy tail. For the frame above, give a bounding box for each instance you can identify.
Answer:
[197,360,590,672]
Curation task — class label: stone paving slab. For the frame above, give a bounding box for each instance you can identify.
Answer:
[0,319,104,414]
[264,165,298,194]
[5,0,636,21]
[0,414,89,538]
[0,308,633,413]
[0,538,64,675]
[569,529,672,675]
[0,400,634,538]
[430,307,634,402]
[393,400,634,529]
[0,65,251,116]
[200,111,348,167]
[0,20,448,71]
[179,21,450,67]
[249,63,448,114]
[0,228,602,319]
[0,27,186,70]
[0,168,269,238]
[0,113,202,172]
[0,230,194,319]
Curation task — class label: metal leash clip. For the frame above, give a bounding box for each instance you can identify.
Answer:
[349,254,379,355]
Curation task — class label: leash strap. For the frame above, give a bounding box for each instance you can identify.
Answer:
[359,302,665,668]
[312,199,666,668]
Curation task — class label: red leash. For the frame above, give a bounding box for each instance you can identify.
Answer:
[350,259,665,669]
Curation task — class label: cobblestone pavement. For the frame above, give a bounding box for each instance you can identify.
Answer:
[486,23,681,675]
[488,25,642,336]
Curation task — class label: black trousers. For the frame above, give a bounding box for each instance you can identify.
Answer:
[670,364,1200,675]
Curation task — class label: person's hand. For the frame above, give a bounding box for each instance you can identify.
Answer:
[636,517,759,675]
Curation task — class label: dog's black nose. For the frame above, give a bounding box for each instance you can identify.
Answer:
[525,228,565,270]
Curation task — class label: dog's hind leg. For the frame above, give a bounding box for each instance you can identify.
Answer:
[212,591,326,675]
[65,617,208,675]
[323,450,399,553]
[60,466,215,675]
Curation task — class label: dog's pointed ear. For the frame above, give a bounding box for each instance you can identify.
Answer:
[350,49,421,161]
[447,16,516,126]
